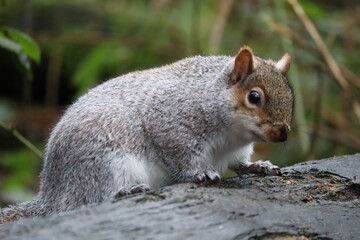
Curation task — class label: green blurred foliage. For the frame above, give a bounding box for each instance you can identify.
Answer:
[0,148,41,206]
[0,0,359,204]
[0,149,40,191]
[73,44,131,96]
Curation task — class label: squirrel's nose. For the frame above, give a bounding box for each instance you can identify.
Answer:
[266,125,288,142]
[278,126,288,142]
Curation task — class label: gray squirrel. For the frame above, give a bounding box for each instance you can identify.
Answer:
[0,46,293,224]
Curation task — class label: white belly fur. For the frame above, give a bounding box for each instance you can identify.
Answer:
[110,130,253,190]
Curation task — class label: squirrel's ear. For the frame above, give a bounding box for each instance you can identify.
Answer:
[276,53,291,75]
[230,46,255,85]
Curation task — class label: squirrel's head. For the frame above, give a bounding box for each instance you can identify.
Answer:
[228,46,294,143]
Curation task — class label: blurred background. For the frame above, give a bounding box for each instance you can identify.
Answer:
[0,0,359,206]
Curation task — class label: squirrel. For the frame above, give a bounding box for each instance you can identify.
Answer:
[0,46,293,224]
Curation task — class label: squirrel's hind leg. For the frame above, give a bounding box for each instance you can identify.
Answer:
[166,158,221,184]
[110,153,171,199]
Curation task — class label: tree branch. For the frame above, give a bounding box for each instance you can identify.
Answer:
[0,120,43,159]
[287,0,349,90]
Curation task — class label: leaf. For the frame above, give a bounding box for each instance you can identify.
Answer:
[0,35,33,79]
[0,27,39,79]
[3,27,41,63]
[0,35,22,54]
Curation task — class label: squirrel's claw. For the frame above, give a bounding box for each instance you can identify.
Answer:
[205,166,221,181]
[193,172,206,183]
[193,167,221,183]
[129,184,150,194]
[114,184,150,199]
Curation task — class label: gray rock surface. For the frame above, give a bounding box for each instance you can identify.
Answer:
[1,154,360,240]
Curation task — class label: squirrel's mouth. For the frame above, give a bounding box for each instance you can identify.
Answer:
[250,123,290,143]
[250,131,268,142]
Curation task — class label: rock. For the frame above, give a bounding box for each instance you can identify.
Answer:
[1,154,360,240]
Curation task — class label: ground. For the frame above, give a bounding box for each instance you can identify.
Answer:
[0,154,359,240]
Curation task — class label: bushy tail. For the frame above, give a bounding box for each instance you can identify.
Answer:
[0,199,41,224]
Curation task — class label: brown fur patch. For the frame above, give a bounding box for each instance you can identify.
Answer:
[230,86,269,123]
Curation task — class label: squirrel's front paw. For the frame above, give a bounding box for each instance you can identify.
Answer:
[114,184,150,199]
[179,166,221,183]
[234,160,282,176]
[192,166,221,183]
[247,160,282,176]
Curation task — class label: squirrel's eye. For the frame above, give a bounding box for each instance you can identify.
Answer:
[248,91,261,105]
